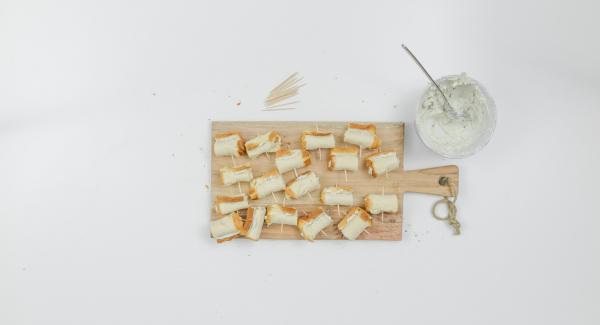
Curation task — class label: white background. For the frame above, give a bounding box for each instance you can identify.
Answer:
[2,1,600,324]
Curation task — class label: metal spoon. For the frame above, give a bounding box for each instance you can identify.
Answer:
[401,44,459,117]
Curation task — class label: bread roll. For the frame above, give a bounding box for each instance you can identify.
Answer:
[364,194,398,214]
[210,212,243,243]
[285,171,320,199]
[214,132,245,157]
[327,147,359,171]
[320,186,353,206]
[214,194,249,215]
[249,169,286,200]
[245,131,282,159]
[265,204,298,226]
[364,151,400,177]
[275,149,311,174]
[219,163,253,186]
[337,207,372,240]
[343,123,380,149]
[241,206,266,240]
[301,131,335,150]
[297,208,333,241]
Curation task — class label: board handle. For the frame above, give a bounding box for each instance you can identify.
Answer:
[399,165,459,197]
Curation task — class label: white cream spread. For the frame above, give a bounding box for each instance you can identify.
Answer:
[416,73,495,158]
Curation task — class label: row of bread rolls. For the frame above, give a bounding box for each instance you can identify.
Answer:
[211,187,399,242]
[213,123,401,177]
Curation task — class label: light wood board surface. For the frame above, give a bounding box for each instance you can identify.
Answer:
[211,121,459,240]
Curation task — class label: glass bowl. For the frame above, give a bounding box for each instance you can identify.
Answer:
[414,74,497,158]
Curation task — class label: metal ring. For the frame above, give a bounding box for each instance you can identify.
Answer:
[432,198,451,221]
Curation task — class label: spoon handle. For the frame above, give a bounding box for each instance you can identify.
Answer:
[401,44,454,111]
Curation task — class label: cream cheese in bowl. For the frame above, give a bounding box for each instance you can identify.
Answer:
[415,73,496,158]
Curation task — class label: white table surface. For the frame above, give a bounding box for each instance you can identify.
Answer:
[2,1,600,324]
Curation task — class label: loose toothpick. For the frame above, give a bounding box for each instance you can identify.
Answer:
[344,169,348,183]
[264,72,304,110]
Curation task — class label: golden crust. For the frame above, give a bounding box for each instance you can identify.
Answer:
[364,150,395,177]
[281,206,297,214]
[285,171,314,199]
[220,163,251,173]
[241,207,254,236]
[346,124,380,149]
[214,131,241,139]
[276,149,311,167]
[266,205,297,225]
[348,123,376,134]
[219,163,251,185]
[320,185,353,203]
[286,170,312,186]
[215,212,243,243]
[245,141,259,151]
[301,130,333,149]
[303,130,332,136]
[297,207,324,230]
[236,138,245,156]
[370,136,381,149]
[365,158,376,177]
[330,147,359,155]
[300,135,307,150]
[248,188,258,200]
[214,132,246,156]
[216,234,239,243]
[275,148,291,158]
[301,150,311,167]
[364,195,374,212]
[337,207,371,231]
[269,131,281,143]
[231,212,243,230]
[248,169,281,200]
[245,131,279,152]
[215,194,245,204]
[284,187,295,199]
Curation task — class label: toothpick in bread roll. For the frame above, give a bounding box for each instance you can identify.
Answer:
[265,204,298,226]
[245,131,282,159]
[364,150,400,177]
[297,207,333,241]
[214,194,249,215]
[249,169,286,200]
[337,207,372,240]
[343,123,381,149]
[213,131,245,157]
[210,212,243,243]
[364,193,399,214]
[285,171,320,199]
[219,163,253,186]
[300,130,336,150]
[241,206,266,240]
[320,185,353,206]
[275,149,311,174]
[328,147,359,171]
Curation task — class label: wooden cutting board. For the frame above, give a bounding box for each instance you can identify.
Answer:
[210,121,459,240]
